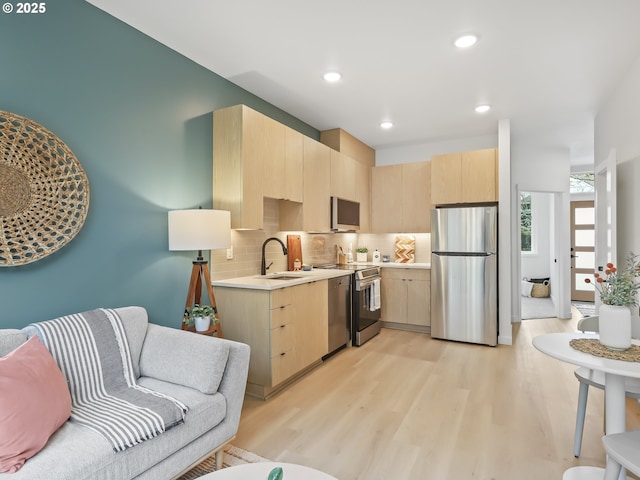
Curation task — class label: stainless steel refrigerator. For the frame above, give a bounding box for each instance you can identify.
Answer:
[431,205,498,346]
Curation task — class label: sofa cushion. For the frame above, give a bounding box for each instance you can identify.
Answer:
[0,337,72,473]
[140,324,230,394]
[0,329,27,357]
[21,306,149,380]
[0,378,227,480]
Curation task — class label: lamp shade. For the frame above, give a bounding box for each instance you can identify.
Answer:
[168,209,231,251]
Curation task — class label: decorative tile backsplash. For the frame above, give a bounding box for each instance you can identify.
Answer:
[209,198,431,280]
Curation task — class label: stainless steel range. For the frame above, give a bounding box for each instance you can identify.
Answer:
[314,264,381,347]
[352,266,381,346]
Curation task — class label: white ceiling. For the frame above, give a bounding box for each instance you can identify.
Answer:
[86,0,640,166]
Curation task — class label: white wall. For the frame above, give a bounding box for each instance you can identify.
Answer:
[375,133,498,165]
[510,131,572,321]
[595,55,640,263]
[616,157,640,267]
[521,192,552,280]
[595,56,640,164]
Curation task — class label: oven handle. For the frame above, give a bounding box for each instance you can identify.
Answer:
[356,276,380,290]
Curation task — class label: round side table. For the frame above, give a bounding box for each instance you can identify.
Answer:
[199,462,337,479]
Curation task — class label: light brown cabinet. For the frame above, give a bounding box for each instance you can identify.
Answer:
[215,280,328,399]
[371,162,432,233]
[302,137,331,232]
[281,137,331,232]
[354,160,371,233]
[260,115,287,200]
[330,149,356,201]
[284,127,304,203]
[371,165,403,232]
[213,105,305,229]
[381,268,430,328]
[213,105,264,230]
[431,148,498,205]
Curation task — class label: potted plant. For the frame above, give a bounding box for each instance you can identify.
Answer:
[585,252,640,350]
[356,247,368,262]
[187,304,215,332]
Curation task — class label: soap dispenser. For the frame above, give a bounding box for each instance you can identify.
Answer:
[372,249,381,263]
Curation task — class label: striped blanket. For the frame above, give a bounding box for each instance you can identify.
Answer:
[29,308,187,452]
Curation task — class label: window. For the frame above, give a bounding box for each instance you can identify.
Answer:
[570,173,595,193]
[521,192,532,252]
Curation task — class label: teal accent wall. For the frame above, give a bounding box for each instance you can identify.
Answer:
[0,0,318,329]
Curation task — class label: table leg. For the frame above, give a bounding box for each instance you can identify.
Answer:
[604,373,626,480]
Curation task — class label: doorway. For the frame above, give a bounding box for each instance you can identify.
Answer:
[516,187,571,321]
[570,200,595,302]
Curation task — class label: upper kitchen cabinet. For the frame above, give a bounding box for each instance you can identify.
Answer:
[322,128,374,233]
[431,148,498,205]
[284,127,304,203]
[330,149,356,201]
[213,105,264,230]
[302,137,331,232]
[371,165,403,233]
[354,160,371,233]
[213,105,304,229]
[402,161,431,232]
[371,161,431,233]
[280,136,332,232]
[320,128,375,168]
[260,114,286,200]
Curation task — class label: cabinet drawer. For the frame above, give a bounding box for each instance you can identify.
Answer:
[382,268,430,281]
[271,323,294,356]
[271,348,297,386]
[270,303,293,328]
[271,288,292,309]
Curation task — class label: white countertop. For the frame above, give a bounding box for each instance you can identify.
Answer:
[212,269,353,290]
[212,262,430,291]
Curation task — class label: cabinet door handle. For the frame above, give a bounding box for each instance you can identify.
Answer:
[280,352,286,356]
[280,324,286,328]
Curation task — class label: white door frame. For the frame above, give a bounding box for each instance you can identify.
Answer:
[594,148,617,310]
[515,185,572,320]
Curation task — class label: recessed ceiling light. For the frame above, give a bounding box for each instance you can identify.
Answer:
[475,105,491,113]
[323,71,342,82]
[454,35,478,48]
[380,122,393,129]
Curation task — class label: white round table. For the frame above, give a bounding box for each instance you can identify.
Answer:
[533,332,640,480]
[199,462,338,479]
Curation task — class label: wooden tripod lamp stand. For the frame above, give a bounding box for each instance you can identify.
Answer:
[168,208,231,337]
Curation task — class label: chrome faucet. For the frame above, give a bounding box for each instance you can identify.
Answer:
[260,237,288,275]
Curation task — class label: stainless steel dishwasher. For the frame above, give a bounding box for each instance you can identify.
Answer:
[325,274,352,358]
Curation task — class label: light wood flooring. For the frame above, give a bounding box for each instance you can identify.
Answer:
[233,310,640,479]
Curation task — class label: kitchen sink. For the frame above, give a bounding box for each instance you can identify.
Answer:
[260,274,304,280]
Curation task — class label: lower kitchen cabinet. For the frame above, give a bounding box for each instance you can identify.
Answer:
[381,268,430,330]
[215,280,328,399]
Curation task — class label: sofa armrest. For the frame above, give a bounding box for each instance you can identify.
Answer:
[139,324,247,395]
[215,336,250,434]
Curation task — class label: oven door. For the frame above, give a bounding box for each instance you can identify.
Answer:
[353,278,381,338]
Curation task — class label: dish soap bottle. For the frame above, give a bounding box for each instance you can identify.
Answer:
[372,249,381,263]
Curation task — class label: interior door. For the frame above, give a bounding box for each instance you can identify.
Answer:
[595,149,617,308]
[571,201,595,302]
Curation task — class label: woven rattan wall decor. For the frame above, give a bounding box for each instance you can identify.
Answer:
[0,111,90,266]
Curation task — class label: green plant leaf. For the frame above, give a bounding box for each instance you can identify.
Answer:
[267,466,283,480]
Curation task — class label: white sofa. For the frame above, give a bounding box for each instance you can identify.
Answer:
[0,306,250,480]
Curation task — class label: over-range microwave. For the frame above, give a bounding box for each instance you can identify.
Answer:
[331,196,360,232]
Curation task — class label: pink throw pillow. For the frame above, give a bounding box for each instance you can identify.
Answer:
[0,336,72,473]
